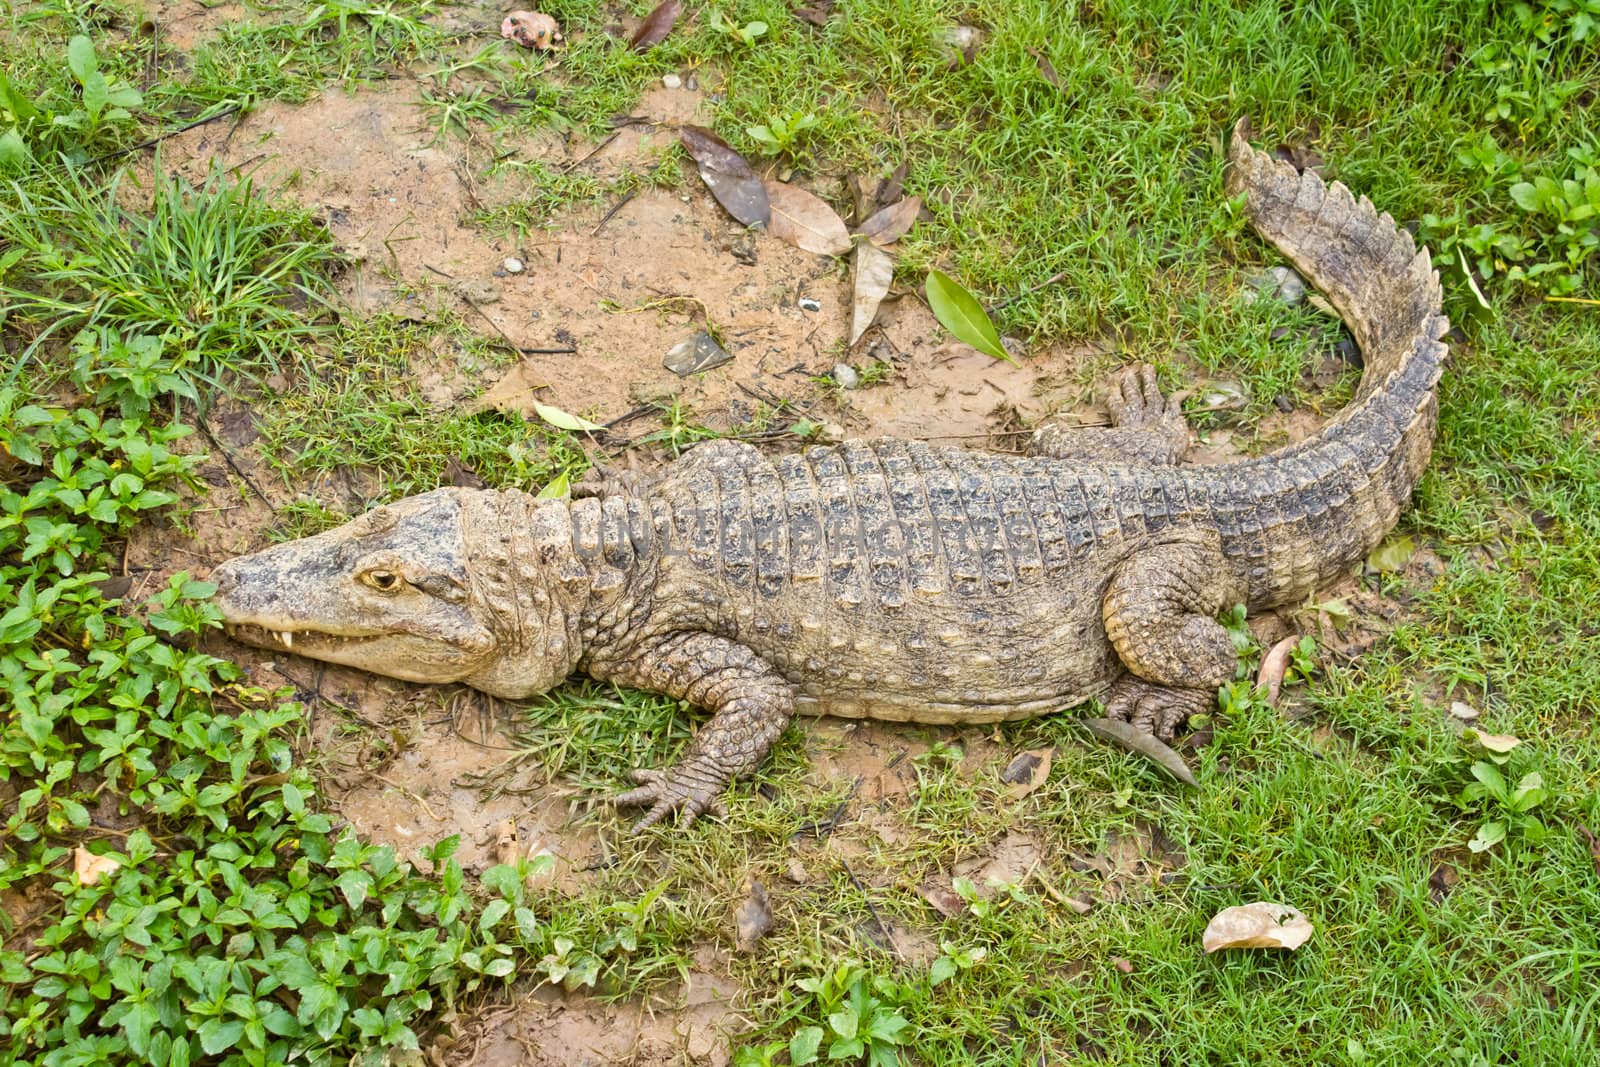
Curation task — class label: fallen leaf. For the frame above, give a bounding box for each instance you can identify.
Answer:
[1448,701,1480,721]
[1000,747,1054,799]
[877,161,908,206]
[1256,635,1301,707]
[532,400,605,433]
[763,181,851,255]
[847,173,878,221]
[792,0,834,27]
[1111,957,1134,973]
[501,10,561,49]
[664,331,733,375]
[536,471,571,499]
[1080,717,1198,788]
[1029,48,1060,87]
[855,196,921,247]
[849,242,895,346]
[74,847,120,886]
[925,269,1013,363]
[1367,535,1415,573]
[921,881,965,918]
[444,457,485,489]
[680,126,770,228]
[1202,902,1314,952]
[1578,824,1600,878]
[1464,729,1521,754]
[1428,861,1458,903]
[734,879,774,952]
[493,819,520,868]
[629,0,680,52]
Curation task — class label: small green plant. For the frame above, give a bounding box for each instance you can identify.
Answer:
[1454,738,1555,853]
[929,940,987,986]
[739,963,912,1067]
[0,35,142,170]
[746,110,819,157]
[710,9,770,47]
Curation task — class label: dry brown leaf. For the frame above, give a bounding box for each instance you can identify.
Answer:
[1029,48,1060,87]
[764,181,851,255]
[877,161,908,207]
[855,196,922,247]
[681,126,770,228]
[921,882,965,918]
[1000,746,1054,799]
[74,847,120,886]
[1202,902,1314,952]
[629,0,681,52]
[792,0,835,27]
[501,10,561,49]
[493,819,520,868]
[1465,729,1521,754]
[734,879,774,952]
[1080,717,1198,788]
[1578,824,1600,878]
[1256,635,1301,707]
[850,242,895,346]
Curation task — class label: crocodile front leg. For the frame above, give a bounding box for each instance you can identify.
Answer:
[1101,532,1241,740]
[596,632,794,831]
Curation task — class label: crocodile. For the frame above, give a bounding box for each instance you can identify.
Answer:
[210,122,1447,829]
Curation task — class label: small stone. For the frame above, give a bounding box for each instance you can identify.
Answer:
[686,73,699,90]
[799,297,821,312]
[502,256,525,274]
[818,422,846,443]
[831,363,861,389]
[1273,394,1293,413]
[664,331,733,376]
[785,859,811,884]
[1333,335,1363,368]
[662,73,682,89]
[1243,265,1307,306]
[1449,701,1480,721]
[1001,336,1028,361]
[449,278,500,305]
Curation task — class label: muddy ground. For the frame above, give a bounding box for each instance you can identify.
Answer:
[103,15,1416,1064]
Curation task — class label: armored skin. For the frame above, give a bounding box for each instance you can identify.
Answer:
[211,123,1447,828]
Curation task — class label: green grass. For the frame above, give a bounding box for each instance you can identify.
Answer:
[2,0,1598,1064]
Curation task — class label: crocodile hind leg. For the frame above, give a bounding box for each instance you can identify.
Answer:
[595,631,795,832]
[1029,364,1189,465]
[1101,532,1241,740]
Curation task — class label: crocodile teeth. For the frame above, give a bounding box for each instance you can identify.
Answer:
[281,631,293,649]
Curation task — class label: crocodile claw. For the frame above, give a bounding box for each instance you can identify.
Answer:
[616,766,729,832]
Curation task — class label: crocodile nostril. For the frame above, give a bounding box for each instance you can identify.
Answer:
[210,564,237,598]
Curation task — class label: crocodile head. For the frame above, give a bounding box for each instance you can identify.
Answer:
[210,488,583,698]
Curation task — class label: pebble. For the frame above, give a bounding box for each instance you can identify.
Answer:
[502,256,524,274]
[662,73,682,89]
[832,363,861,389]
[1242,265,1307,306]
[799,297,821,312]
[1273,394,1294,413]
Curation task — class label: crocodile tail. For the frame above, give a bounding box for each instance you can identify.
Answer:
[1221,119,1448,607]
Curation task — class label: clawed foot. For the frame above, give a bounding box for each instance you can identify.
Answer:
[571,464,652,500]
[1029,364,1189,465]
[615,764,730,832]
[1106,364,1187,430]
[1104,675,1213,741]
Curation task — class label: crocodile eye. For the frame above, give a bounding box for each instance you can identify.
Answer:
[361,569,402,593]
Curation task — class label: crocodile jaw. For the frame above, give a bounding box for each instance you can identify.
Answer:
[222,620,488,683]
